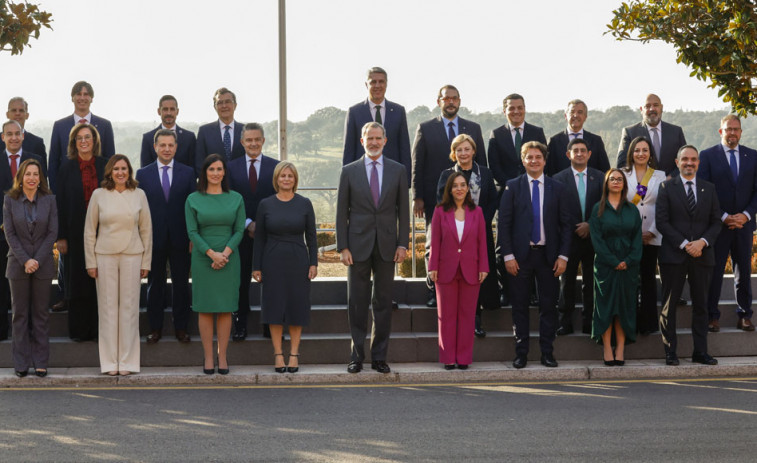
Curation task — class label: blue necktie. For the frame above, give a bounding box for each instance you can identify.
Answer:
[729,149,738,182]
[161,165,170,201]
[448,122,455,142]
[531,179,540,244]
[223,125,232,159]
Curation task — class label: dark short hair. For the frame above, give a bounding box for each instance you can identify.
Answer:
[437,84,459,100]
[242,122,265,138]
[439,171,476,212]
[361,121,385,138]
[213,87,236,105]
[71,80,94,98]
[676,144,699,160]
[102,154,138,190]
[153,128,177,144]
[158,94,178,107]
[567,138,589,152]
[503,93,524,110]
[2,120,22,132]
[198,154,230,193]
[7,97,28,111]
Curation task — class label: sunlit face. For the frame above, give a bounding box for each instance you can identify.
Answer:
[158,99,179,128]
[22,164,40,191]
[522,148,545,177]
[75,128,94,156]
[365,72,387,104]
[454,140,475,168]
[504,98,525,126]
[632,140,651,167]
[1,122,24,153]
[438,88,460,119]
[361,127,386,159]
[676,147,699,178]
[154,135,177,165]
[607,172,625,193]
[567,142,591,169]
[72,87,93,114]
[214,92,236,122]
[206,160,225,186]
[111,160,130,187]
[565,103,587,132]
[276,167,296,192]
[241,129,265,159]
[719,119,742,149]
[451,175,468,202]
[6,100,29,127]
[641,95,663,127]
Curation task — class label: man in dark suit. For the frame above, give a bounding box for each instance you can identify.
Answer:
[411,84,487,306]
[617,94,686,175]
[698,115,757,332]
[140,95,197,170]
[342,67,411,182]
[195,87,245,173]
[656,145,721,366]
[48,81,115,192]
[498,141,572,369]
[0,120,45,340]
[337,122,409,374]
[136,129,196,344]
[552,138,604,335]
[1,97,47,169]
[546,99,610,176]
[227,123,279,341]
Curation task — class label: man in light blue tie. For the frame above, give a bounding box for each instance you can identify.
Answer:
[698,114,757,332]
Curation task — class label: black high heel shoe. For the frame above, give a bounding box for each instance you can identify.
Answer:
[203,359,215,375]
[217,357,229,375]
[287,353,299,373]
[274,353,286,373]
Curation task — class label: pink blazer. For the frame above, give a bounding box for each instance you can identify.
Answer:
[428,205,489,285]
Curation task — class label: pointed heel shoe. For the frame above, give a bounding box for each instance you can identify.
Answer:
[287,354,299,373]
[274,353,286,373]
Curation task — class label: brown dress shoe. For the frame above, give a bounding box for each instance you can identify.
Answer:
[737,318,756,332]
[51,300,67,312]
[175,330,191,343]
[146,330,162,344]
[708,319,720,333]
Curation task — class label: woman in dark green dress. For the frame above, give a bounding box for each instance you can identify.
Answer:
[589,168,642,366]
[185,154,245,375]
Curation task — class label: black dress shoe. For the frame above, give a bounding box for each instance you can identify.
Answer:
[513,356,527,369]
[499,293,509,307]
[51,300,67,312]
[232,328,247,342]
[15,370,27,377]
[556,325,574,336]
[529,294,539,307]
[347,361,363,373]
[146,330,161,344]
[474,315,486,338]
[665,352,680,366]
[426,295,437,307]
[692,352,718,365]
[371,360,391,374]
[540,353,558,368]
[456,364,469,370]
[175,330,191,343]
[444,364,455,370]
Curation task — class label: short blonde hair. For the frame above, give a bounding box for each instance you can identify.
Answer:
[273,161,299,193]
[449,134,477,162]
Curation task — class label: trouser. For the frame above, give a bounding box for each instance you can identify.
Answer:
[10,276,52,371]
[436,267,480,365]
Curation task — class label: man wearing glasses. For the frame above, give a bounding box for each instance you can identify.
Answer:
[195,87,245,174]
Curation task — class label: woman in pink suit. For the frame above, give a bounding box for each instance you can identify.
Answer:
[428,172,489,370]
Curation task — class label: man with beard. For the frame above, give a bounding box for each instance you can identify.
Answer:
[411,85,486,307]
[617,94,686,176]
[545,99,609,176]
[140,95,197,170]
[698,115,757,333]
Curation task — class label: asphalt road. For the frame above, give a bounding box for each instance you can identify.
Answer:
[1,377,756,462]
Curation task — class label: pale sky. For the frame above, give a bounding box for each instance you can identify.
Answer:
[1,0,727,125]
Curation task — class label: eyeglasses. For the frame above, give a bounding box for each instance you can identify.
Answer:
[608,177,624,183]
[76,135,93,142]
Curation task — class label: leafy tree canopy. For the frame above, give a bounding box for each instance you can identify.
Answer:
[0,0,52,55]
[607,0,757,117]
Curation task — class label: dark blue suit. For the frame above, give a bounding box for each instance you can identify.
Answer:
[545,130,610,177]
[487,122,547,192]
[227,154,279,334]
[195,120,245,173]
[342,99,411,182]
[136,161,196,333]
[48,114,115,192]
[0,131,47,171]
[140,125,197,170]
[698,143,757,321]
[498,174,572,357]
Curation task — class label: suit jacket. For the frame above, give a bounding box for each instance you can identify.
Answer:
[195,120,245,173]
[655,176,722,265]
[487,122,547,191]
[0,131,47,171]
[227,154,279,223]
[336,155,409,262]
[624,168,667,246]
[616,121,686,175]
[140,125,198,170]
[545,129,610,176]
[428,205,488,285]
[552,167,604,252]
[0,150,46,237]
[698,143,757,233]
[3,193,58,280]
[436,164,498,224]
[48,114,115,192]
[412,116,487,217]
[497,174,572,264]
[136,161,197,250]
[342,99,411,182]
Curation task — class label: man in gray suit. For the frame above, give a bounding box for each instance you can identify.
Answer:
[337,121,409,374]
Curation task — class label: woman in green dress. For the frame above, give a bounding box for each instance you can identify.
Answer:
[589,168,642,366]
[185,154,245,375]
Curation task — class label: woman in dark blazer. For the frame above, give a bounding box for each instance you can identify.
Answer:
[4,159,57,377]
[437,134,498,337]
[428,172,489,369]
[56,123,106,342]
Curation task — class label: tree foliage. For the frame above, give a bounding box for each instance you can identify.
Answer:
[0,0,52,55]
[607,0,757,116]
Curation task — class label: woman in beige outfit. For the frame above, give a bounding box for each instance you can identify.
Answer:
[84,154,152,375]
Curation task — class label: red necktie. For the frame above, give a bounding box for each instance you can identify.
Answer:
[79,118,87,125]
[10,154,20,178]
[249,159,258,194]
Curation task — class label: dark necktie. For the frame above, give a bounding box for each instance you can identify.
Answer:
[514,127,522,157]
[448,122,455,142]
[375,105,382,124]
[223,125,232,158]
[10,154,19,178]
[161,165,170,201]
[249,158,258,194]
[729,149,738,182]
[686,181,696,214]
[370,161,380,207]
[78,118,87,125]
[650,127,661,161]
[570,132,580,139]
[531,179,541,243]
